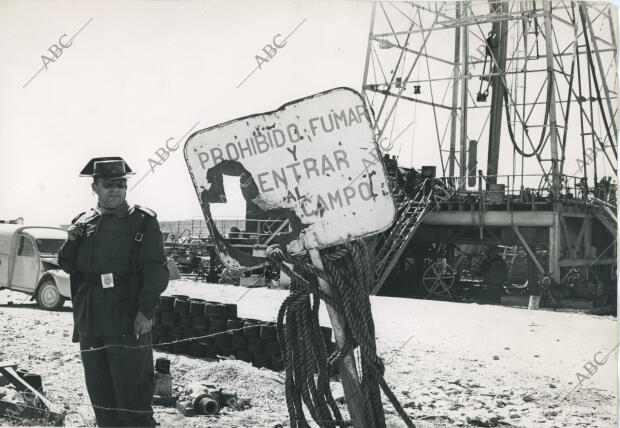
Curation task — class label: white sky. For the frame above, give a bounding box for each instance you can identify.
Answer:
[1,0,618,226]
[365,0,619,189]
[0,0,372,226]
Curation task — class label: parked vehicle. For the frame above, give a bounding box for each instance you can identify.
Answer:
[0,224,70,310]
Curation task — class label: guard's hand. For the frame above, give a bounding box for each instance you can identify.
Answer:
[66,223,85,242]
[134,311,153,336]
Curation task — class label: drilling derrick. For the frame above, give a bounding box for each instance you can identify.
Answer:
[362,1,617,311]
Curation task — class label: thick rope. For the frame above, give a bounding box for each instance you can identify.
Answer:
[267,242,416,428]
[269,246,348,428]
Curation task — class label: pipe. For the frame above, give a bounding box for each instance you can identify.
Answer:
[195,394,219,415]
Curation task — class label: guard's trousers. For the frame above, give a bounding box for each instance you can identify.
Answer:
[79,333,156,427]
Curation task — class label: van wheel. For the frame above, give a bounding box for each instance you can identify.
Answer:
[36,279,65,310]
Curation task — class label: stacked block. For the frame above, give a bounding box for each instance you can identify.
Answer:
[152,295,336,372]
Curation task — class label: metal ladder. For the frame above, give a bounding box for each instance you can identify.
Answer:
[590,197,617,235]
[371,179,437,295]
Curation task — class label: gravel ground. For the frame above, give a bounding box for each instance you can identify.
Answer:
[0,280,616,427]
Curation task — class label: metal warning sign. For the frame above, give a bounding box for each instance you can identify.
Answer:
[184,87,395,269]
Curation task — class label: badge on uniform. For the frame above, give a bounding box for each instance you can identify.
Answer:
[101,273,115,288]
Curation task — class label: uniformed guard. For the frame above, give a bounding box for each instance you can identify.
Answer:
[58,156,169,427]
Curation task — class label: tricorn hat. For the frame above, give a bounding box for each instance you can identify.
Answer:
[80,157,135,178]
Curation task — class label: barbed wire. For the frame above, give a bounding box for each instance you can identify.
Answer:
[1,322,279,421]
[1,393,355,425]
[3,308,343,423]
[77,322,273,353]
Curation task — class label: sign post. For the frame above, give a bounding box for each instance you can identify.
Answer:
[307,241,369,427]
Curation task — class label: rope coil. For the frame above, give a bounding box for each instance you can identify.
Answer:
[267,241,415,428]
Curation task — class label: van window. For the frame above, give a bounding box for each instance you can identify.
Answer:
[18,236,35,257]
[36,239,65,255]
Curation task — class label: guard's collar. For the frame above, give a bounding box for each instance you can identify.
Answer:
[95,201,131,218]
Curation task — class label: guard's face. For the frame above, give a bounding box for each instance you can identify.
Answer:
[92,178,127,208]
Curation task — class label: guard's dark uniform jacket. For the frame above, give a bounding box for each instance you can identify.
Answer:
[59,204,169,340]
[58,203,169,427]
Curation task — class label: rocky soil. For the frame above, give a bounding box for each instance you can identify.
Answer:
[0,280,616,427]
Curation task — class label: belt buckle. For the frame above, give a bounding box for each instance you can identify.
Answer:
[135,233,143,242]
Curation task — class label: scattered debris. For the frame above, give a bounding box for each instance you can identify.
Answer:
[522,394,535,403]
[465,414,503,427]
[403,401,416,408]
[153,358,177,407]
[176,382,250,416]
[0,362,65,425]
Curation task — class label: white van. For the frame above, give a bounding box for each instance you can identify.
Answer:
[0,224,71,310]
